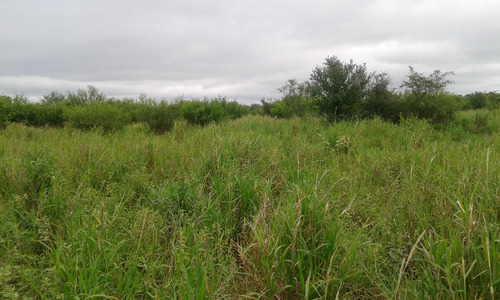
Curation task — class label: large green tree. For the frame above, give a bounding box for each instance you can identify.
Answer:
[306,56,371,121]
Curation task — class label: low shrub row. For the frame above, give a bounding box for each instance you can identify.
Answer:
[0,90,257,133]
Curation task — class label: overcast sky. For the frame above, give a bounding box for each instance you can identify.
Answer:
[1,0,499,104]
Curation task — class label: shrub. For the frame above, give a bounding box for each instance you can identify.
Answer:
[63,102,131,132]
[224,100,248,119]
[179,98,239,126]
[0,95,11,129]
[179,100,208,125]
[267,97,317,119]
[486,92,500,110]
[145,101,180,134]
[260,99,274,116]
[119,100,152,124]
[362,73,399,121]
[465,92,488,110]
[31,104,65,127]
[8,102,37,125]
[452,110,497,134]
[398,94,462,124]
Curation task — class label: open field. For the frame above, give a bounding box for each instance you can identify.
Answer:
[0,111,499,298]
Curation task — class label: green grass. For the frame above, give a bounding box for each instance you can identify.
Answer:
[0,112,498,299]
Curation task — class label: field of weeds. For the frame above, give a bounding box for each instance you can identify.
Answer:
[0,111,498,299]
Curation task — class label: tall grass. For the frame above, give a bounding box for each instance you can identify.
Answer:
[0,112,498,298]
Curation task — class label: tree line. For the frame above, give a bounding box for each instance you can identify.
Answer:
[1,56,499,132]
[263,56,499,123]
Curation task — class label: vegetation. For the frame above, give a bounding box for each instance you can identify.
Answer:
[307,56,372,122]
[0,86,257,133]
[1,57,498,129]
[261,57,479,125]
[1,55,499,298]
[1,109,499,298]
[465,91,500,110]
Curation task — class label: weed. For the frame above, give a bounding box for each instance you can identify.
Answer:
[0,113,498,298]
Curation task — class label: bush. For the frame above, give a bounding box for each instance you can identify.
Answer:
[145,101,180,134]
[179,100,210,126]
[397,94,463,124]
[8,102,37,125]
[465,92,488,110]
[362,73,399,120]
[224,100,248,119]
[119,100,152,124]
[265,97,317,119]
[486,92,500,110]
[31,104,65,127]
[63,102,131,132]
[0,96,11,129]
[179,98,242,126]
[452,109,498,134]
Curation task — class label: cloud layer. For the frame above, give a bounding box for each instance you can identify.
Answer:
[1,0,499,103]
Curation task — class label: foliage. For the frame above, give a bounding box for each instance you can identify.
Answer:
[41,91,66,105]
[451,109,499,134]
[400,66,455,100]
[145,101,180,134]
[465,91,488,110]
[63,101,132,132]
[7,101,37,125]
[397,93,464,124]
[0,95,11,129]
[362,72,399,120]
[66,85,106,105]
[463,91,500,110]
[34,104,65,127]
[485,92,500,109]
[0,88,257,132]
[261,79,318,118]
[11,94,30,104]
[306,56,372,121]
[394,67,460,123]
[276,57,465,124]
[278,78,307,99]
[179,97,247,126]
[261,96,317,119]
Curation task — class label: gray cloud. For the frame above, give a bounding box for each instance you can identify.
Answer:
[1,0,499,103]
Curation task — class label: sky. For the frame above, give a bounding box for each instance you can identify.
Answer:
[1,0,499,104]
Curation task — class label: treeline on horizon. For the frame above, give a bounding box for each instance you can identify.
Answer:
[1,56,499,132]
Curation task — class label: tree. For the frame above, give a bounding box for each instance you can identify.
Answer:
[273,79,316,118]
[12,94,29,104]
[306,56,371,121]
[278,79,307,98]
[66,85,106,105]
[399,67,459,123]
[465,92,487,110]
[363,72,397,120]
[400,66,454,100]
[41,91,66,105]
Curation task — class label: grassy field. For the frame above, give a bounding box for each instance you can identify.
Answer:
[0,111,498,299]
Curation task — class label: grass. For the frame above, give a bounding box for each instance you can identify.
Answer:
[0,111,498,299]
